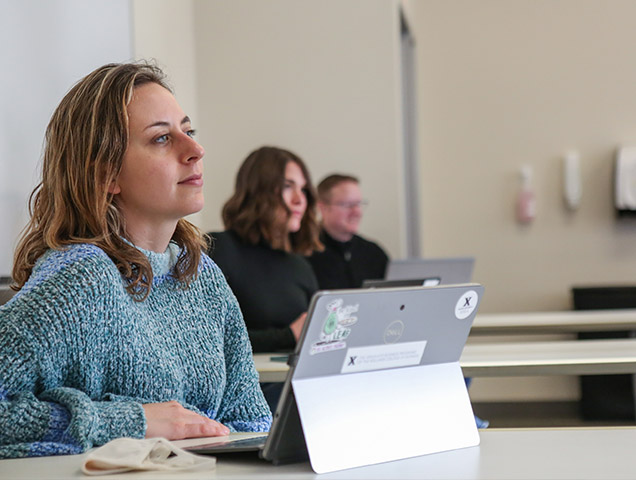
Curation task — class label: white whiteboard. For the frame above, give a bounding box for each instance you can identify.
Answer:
[0,0,132,277]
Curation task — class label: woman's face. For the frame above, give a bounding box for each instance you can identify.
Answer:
[281,161,308,233]
[111,83,205,232]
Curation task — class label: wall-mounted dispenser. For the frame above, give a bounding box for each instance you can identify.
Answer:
[615,147,636,213]
[563,151,582,210]
[516,165,536,224]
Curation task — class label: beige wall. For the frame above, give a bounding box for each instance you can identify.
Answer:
[410,0,636,314]
[408,0,636,402]
[134,0,406,255]
[131,0,636,402]
[132,0,198,126]
[132,0,636,315]
[192,0,405,255]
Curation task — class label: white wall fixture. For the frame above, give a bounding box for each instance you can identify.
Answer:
[615,147,636,211]
[563,151,582,210]
[516,165,536,224]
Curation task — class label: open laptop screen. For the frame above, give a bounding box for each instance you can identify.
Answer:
[385,257,474,284]
[362,277,441,288]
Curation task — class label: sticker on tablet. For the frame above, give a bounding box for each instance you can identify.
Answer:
[455,290,478,319]
[341,341,427,374]
[310,298,359,355]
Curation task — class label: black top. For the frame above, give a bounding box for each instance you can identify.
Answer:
[306,229,389,290]
[207,230,318,353]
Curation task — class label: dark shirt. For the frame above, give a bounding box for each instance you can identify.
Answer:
[207,230,318,353]
[306,229,389,290]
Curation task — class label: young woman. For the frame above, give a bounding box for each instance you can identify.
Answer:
[207,147,323,354]
[0,62,271,459]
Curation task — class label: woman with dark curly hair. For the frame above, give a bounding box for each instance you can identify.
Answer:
[207,146,322,356]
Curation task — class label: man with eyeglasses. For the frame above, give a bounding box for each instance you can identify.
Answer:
[307,174,389,289]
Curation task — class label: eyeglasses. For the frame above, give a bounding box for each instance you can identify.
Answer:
[328,200,369,210]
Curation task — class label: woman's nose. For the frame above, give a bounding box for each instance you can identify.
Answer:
[292,189,303,203]
[182,135,205,163]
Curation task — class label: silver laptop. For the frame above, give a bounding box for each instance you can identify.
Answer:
[386,257,475,284]
[187,283,483,473]
[362,277,441,288]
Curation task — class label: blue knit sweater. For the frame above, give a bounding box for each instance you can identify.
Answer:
[0,242,272,459]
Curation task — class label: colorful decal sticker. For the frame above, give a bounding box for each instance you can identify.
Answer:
[455,290,478,320]
[310,298,359,355]
[341,341,427,374]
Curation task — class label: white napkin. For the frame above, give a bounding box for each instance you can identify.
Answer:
[82,437,216,476]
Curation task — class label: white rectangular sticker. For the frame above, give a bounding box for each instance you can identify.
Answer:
[340,341,427,374]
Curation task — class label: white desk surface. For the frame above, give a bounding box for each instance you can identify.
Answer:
[3,427,636,479]
[472,308,636,334]
[254,337,636,382]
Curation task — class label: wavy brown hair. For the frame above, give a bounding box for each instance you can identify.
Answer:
[221,146,322,255]
[12,61,206,299]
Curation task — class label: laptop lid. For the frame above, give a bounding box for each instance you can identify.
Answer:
[362,277,441,288]
[289,283,483,473]
[386,257,474,284]
[188,284,483,473]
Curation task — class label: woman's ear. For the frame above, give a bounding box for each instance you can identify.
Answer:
[107,180,121,195]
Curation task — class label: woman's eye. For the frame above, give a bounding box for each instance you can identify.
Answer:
[186,129,196,138]
[155,134,169,144]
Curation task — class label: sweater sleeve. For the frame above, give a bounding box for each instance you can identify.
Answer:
[0,249,148,459]
[212,274,272,432]
[0,319,146,458]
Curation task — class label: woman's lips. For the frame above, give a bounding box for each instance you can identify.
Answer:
[178,174,203,186]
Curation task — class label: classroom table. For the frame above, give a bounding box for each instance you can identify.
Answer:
[2,427,636,479]
[253,337,636,382]
[471,309,636,335]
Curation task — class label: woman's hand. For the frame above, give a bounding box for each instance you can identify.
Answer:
[289,312,307,341]
[143,401,230,440]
